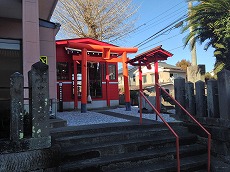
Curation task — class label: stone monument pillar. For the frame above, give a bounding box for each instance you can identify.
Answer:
[174,77,186,120]
[29,62,50,138]
[207,79,219,118]
[195,80,207,117]
[217,70,230,120]
[185,82,195,116]
[10,72,24,141]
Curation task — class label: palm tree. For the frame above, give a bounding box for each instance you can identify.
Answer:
[183,0,230,71]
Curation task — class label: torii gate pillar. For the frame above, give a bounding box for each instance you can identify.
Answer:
[122,52,131,110]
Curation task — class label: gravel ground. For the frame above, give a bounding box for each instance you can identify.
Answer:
[56,106,178,126]
[108,106,178,123]
[56,111,129,126]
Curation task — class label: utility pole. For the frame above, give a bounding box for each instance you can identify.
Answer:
[188,1,197,66]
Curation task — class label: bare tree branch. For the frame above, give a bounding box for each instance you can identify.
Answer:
[52,0,138,42]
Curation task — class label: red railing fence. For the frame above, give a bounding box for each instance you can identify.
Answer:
[156,83,211,172]
[139,91,180,172]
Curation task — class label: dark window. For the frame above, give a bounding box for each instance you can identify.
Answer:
[108,64,116,80]
[143,75,147,83]
[57,62,69,80]
[102,63,106,80]
[133,74,136,82]
[0,38,22,98]
[0,39,20,50]
[88,62,102,98]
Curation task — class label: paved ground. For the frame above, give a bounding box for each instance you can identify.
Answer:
[55,106,179,127]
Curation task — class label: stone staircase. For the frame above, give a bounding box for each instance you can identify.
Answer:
[51,122,208,172]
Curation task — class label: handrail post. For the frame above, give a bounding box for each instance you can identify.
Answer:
[154,61,159,120]
[157,83,211,172]
[139,64,143,125]
[176,137,180,172]
[208,134,211,172]
[139,91,180,171]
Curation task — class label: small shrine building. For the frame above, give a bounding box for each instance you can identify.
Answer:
[56,38,137,112]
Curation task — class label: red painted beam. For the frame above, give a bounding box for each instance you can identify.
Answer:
[68,42,138,53]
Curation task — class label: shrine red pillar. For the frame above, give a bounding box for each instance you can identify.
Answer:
[106,62,110,107]
[73,60,78,109]
[122,52,131,111]
[154,60,160,114]
[81,48,87,112]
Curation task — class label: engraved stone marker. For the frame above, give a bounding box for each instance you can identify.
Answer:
[29,62,49,138]
[10,72,24,141]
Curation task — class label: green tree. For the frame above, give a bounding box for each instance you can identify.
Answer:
[183,0,230,71]
[176,59,192,71]
[53,0,138,42]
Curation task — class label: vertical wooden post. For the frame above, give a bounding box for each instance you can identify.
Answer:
[139,64,143,124]
[81,48,87,113]
[122,52,131,111]
[154,61,160,116]
[74,60,78,109]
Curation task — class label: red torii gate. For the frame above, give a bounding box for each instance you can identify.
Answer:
[126,45,173,119]
[68,42,138,112]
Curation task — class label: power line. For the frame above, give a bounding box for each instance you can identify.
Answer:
[112,9,186,43]
[110,1,186,43]
[140,1,185,25]
[138,33,182,51]
[168,45,184,51]
[110,23,147,42]
[131,7,187,36]
[134,15,186,47]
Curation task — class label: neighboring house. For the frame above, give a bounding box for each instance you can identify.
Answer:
[118,66,138,92]
[118,62,186,94]
[0,0,60,112]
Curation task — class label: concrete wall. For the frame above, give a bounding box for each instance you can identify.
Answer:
[39,27,57,99]
[159,72,170,83]
[22,0,40,89]
[61,100,119,110]
[0,18,22,39]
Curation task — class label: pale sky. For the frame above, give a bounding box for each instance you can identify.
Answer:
[116,0,216,72]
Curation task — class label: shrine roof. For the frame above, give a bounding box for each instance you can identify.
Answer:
[127,45,173,66]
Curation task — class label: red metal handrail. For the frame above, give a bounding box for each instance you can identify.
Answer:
[139,91,180,172]
[156,83,211,172]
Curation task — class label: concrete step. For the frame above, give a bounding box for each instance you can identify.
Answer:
[52,123,208,172]
[61,133,198,163]
[110,154,207,172]
[50,122,183,140]
[54,125,191,148]
[60,145,207,172]
[49,117,67,128]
